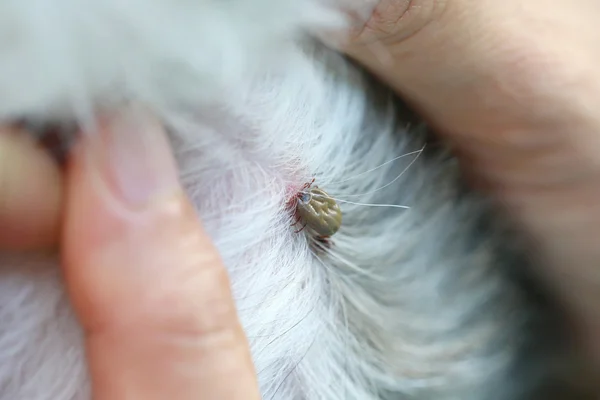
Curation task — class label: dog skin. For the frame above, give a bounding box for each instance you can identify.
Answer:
[0,0,588,398]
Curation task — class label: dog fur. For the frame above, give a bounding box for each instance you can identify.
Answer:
[0,0,585,398]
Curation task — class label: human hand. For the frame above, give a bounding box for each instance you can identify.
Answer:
[337,0,600,365]
[1,110,261,399]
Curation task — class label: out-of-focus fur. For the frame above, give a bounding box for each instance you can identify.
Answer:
[0,0,585,399]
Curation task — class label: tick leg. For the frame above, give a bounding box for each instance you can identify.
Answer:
[301,178,316,191]
[294,222,308,234]
[290,214,302,226]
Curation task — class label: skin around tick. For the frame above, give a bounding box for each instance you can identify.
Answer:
[296,187,343,237]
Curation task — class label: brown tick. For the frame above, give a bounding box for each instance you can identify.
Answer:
[289,179,342,239]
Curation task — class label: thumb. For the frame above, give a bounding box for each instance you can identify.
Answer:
[61,108,260,400]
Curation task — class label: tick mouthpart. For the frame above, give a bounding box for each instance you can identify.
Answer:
[284,181,310,205]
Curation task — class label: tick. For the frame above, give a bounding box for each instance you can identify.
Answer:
[290,179,342,238]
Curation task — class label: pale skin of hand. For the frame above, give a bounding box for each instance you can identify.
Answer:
[1,0,600,396]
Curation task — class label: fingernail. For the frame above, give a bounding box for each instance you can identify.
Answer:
[88,106,180,208]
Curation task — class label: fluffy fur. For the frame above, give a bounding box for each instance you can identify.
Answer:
[0,0,585,399]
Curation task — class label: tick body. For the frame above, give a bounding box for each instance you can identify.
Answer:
[291,179,342,238]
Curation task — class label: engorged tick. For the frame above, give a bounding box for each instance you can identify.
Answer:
[290,178,342,239]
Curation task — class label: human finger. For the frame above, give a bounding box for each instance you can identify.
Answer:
[61,108,260,400]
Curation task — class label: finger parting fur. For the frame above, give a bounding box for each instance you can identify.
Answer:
[0,0,587,399]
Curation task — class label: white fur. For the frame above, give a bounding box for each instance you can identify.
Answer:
[0,0,344,119]
[0,0,575,399]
